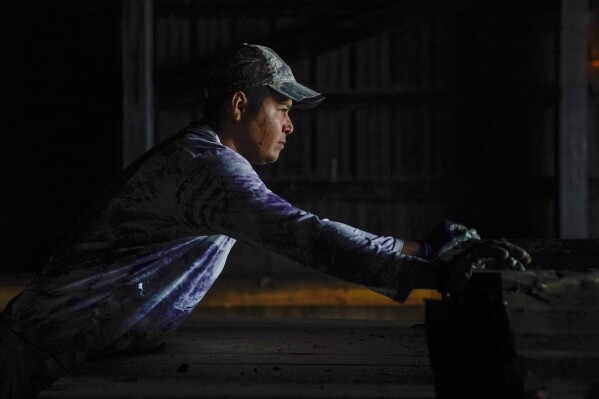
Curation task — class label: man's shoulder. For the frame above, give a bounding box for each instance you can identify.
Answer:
[168,124,253,178]
[176,124,236,160]
[176,124,221,155]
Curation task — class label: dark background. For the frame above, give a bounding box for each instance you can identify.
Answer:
[2,1,122,273]
[2,0,597,274]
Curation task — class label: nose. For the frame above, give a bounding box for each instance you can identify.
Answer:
[284,116,294,135]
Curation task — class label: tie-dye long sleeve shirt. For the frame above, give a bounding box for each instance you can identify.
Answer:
[1,122,430,371]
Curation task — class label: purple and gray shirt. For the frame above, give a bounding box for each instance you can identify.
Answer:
[1,122,429,372]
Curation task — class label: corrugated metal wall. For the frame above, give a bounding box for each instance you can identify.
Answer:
[150,0,571,278]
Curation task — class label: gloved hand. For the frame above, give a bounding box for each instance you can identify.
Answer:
[434,239,532,295]
[419,219,481,259]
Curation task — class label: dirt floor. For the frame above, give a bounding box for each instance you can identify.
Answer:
[37,314,434,399]
[1,273,435,398]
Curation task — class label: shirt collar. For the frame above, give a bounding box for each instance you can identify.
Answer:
[188,120,222,144]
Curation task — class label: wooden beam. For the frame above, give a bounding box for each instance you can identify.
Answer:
[559,0,589,238]
[427,267,599,397]
[426,273,524,398]
[156,84,561,111]
[511,238,599,269]
[122,0,154,168]
[153,0,394,18]
[153,0,433,105]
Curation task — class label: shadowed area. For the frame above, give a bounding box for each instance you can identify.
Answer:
[37,316,433,398]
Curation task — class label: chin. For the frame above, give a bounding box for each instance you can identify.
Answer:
[252,156,278,165]
[262,153,280,164]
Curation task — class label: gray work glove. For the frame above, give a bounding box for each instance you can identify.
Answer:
[420,219,481,259]
[434,239,532,295]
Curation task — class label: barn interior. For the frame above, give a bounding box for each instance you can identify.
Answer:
[2,0,598,397]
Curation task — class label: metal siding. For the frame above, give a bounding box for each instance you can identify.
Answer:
[152,0,562,241]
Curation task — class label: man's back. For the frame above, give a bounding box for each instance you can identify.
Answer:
[1,124,239,365]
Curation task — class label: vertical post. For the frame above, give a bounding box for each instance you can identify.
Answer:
[425,273,525,398]
[559,0,588,238]
[122,0,154,168]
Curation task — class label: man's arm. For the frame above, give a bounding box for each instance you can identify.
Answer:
[401,240,424,257]
[179,149,529,300]
[178,150,436,302]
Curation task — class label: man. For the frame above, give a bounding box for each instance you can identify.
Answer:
[0,43,530,398]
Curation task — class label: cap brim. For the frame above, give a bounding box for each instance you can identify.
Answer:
[269,81,325,110]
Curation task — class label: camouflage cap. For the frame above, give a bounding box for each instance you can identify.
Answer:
[205,43,325,109]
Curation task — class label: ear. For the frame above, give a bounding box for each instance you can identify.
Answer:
[230,91,248,122]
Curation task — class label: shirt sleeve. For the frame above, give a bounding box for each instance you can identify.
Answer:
[178,149,430,302]
[320,219,405,254]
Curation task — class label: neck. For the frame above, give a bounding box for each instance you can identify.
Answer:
[215,122,239,154]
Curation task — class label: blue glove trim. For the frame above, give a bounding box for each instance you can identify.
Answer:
[420,240,433,258]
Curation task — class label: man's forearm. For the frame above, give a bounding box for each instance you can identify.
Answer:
[400,240,442,291]
[401,240,425,257]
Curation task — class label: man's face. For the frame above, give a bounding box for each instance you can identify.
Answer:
[239,91,294,164]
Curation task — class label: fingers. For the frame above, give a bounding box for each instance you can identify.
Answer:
[468,228,481,241]
[484,257,526,271]
[466,239,531,271]
[447,222,468,233]
[468,243,509,260]
[445,221,481,240]
[436,227,481,256]
[435,238,532,295]
[490,239,532,266]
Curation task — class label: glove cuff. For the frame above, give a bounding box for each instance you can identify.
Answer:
[419,240,433,258]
